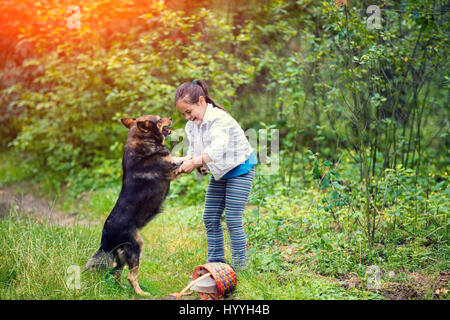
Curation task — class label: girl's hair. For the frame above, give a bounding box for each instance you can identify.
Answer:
[174,80,226,112]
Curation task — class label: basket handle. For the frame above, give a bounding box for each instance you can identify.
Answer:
[176,272,212,300]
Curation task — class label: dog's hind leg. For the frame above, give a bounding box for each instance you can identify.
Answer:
[135,230,144,261]
[109,249,126,288]
[124,241,149,296]
[128,264,148,296]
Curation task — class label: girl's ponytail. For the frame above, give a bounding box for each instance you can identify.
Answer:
[192,80,225,111]
[175,80,226,112]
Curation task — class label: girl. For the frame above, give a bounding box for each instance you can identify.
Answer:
[174,80,257,270]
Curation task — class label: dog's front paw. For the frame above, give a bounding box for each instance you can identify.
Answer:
[197,165,209,176]
[171,161,182,170]
[172,159,183,166]
[169,162,182,180]
[172,156,189,165]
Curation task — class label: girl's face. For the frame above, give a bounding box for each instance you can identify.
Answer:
[176,96,207,124]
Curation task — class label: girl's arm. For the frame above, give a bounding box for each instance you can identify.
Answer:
[191,153,212,166]
[178,153,211,174]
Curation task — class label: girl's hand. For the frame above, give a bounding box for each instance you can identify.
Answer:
[178,160,196,174]
[175,154,209,175]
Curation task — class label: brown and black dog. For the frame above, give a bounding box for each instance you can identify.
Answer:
[85,114,181,296]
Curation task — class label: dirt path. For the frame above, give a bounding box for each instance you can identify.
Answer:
[0,183,88,226]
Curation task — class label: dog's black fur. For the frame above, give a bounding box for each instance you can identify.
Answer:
[85,115,180,295]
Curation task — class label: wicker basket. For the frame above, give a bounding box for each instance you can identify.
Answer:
[192,263,237,300]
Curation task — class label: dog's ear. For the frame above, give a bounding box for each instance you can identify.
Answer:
[121,118,136,129]
[136,119,157,133]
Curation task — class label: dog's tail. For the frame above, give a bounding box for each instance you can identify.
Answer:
[84,249,114,271]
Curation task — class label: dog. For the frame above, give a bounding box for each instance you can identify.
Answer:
[85,114,182,296]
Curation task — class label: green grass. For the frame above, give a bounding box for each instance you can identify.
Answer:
[0,204,204,299]
[235,269,382,300]
[0,151,447,300]
[0,201,384,300]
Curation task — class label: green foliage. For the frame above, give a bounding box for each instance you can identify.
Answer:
[2,1,259,184]
[311,151,449,246]
[166,174,209,206]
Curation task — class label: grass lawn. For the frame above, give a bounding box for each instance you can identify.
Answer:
[0,195,382,300]
[0,152,447,300]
